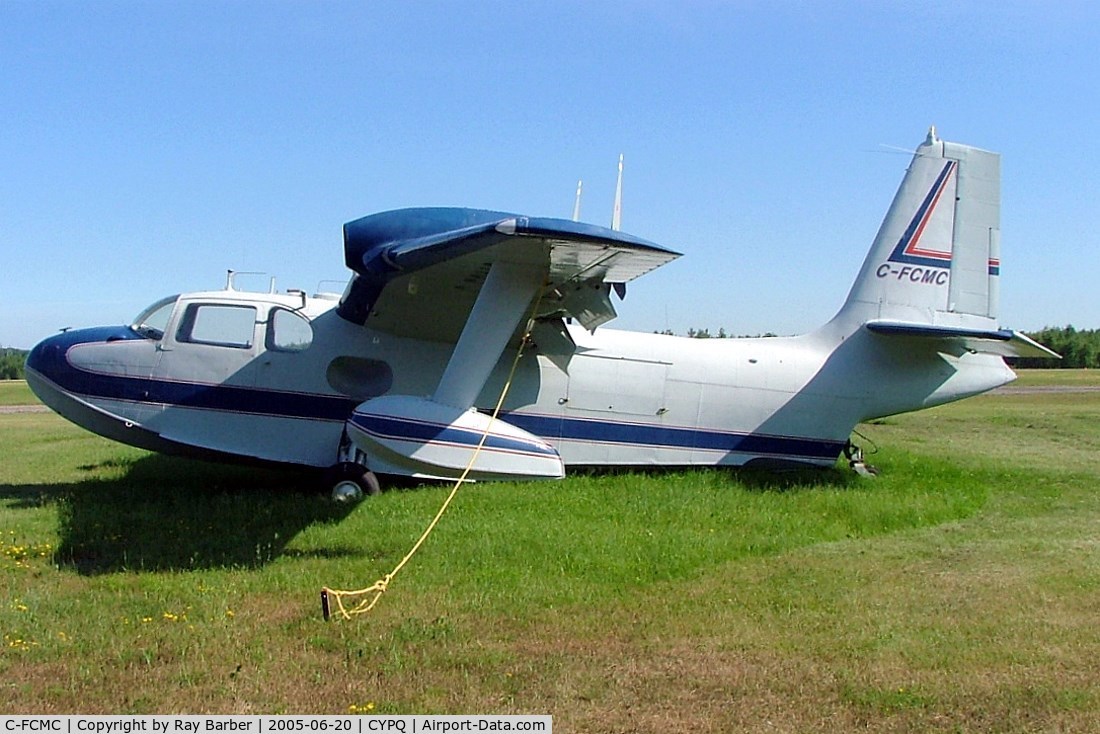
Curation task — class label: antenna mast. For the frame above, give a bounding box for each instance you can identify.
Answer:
[611,154,623,231]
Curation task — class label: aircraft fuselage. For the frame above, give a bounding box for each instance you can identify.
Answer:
[25,285,1015,475]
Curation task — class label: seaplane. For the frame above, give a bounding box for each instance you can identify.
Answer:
[26,128,1057,500]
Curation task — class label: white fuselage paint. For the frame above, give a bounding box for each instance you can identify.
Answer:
[26,286,1015,475]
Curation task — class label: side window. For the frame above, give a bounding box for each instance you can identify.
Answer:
[176,304,257,349]
[267,308,314,352]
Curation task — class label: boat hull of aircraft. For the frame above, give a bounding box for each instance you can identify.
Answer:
[24,308,859,474]
[22,299,1023,475]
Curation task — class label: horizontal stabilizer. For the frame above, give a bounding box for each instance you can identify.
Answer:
[865,320,1061,359]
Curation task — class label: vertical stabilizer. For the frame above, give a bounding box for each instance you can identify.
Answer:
[835,128,1001,331]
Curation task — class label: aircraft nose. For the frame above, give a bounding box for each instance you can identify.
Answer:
[25,332,68,381]
[25,331,84,412]
[25,325,133,395]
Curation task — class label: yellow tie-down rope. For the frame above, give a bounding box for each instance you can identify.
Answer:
[321,287,546,621]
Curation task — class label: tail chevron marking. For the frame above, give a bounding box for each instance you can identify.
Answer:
[888,160,957,268]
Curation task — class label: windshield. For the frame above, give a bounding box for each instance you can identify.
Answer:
[130,295,179,340]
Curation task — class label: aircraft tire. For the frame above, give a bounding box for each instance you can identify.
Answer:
[326,462,382,502]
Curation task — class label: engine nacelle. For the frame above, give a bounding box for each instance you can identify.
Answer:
[346,395,564,481]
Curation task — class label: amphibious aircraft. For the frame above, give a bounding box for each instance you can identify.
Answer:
[26,128,1057,499]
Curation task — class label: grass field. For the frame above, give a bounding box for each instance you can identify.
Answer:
[1,373,1099,731]
[0,379,35,406]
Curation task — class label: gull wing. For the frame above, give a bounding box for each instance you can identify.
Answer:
[337,207,680,342]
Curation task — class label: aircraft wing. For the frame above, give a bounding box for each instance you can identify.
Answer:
[865,320,1060,359]
[337,207,680,342]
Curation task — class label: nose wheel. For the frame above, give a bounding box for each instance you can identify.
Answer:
[326,461,381,502]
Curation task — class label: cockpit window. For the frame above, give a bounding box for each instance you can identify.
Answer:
[130,295,179,340]
[176,304,258,349]
[267,308,313,352]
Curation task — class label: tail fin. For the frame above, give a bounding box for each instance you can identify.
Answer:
[838,127,1001,330]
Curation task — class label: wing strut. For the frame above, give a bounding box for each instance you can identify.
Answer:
[344,261,562,481]
[433,261,544,409]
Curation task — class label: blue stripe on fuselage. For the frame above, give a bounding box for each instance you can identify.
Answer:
[504,412,845,461]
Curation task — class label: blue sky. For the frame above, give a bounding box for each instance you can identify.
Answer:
[2,1,1098,348]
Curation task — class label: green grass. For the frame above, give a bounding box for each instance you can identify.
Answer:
[0,379,37,406]
[2,372,1100,731]
[1010,367,1100,388]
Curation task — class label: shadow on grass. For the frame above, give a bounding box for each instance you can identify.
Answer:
[566,462,858,493]
[0,454,357,575]
[735,465,857,492]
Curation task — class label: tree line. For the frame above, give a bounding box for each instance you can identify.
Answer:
[0,348,28,380]
[659,328,779,339]
[1012,326,1100,369]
